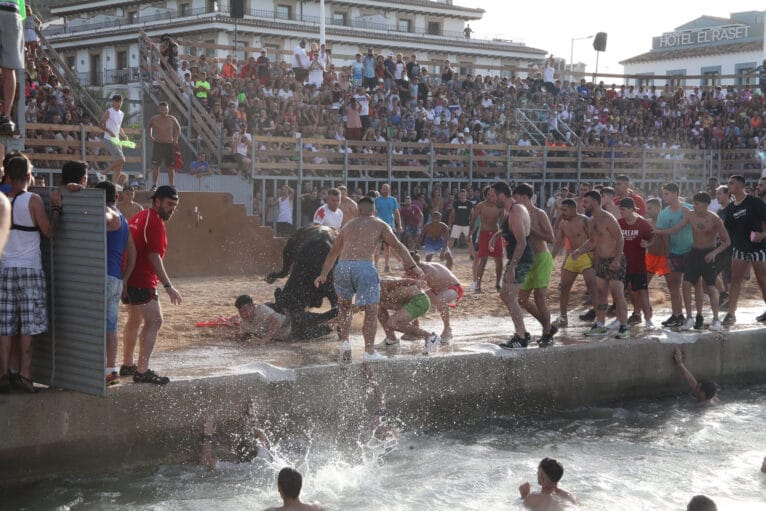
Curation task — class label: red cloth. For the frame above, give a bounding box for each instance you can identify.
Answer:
[448,284,464,307]
[619,216,653,274]
[128,208,167,289]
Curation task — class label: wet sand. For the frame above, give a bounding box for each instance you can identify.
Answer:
[122,250,766,378]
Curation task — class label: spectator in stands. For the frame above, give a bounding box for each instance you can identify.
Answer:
[292,38,309,84]
[256,50,271,84]
[0,154,62,393]
[188,151,214,177]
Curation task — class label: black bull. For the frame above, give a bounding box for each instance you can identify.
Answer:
[266,225,338,312]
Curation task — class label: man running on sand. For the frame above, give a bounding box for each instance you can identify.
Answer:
[655,192,731,331]
[377,277,440,353]
[491,182,534,349]
[419,211,452,268]
[513,183,557,346]
[551,198,597,328]
[315,197,423,362]
[470,185,503,293]
[573,190,629,339]
[147,101,182,190]
[406,251,463,342]
[519,457,578,510]
[336,184,358,226]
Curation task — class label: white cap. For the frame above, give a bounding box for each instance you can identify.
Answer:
[464,127,470,133]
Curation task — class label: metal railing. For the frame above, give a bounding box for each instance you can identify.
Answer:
[44,6,218,36]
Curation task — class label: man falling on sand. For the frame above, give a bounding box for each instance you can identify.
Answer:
[315,197,424,362]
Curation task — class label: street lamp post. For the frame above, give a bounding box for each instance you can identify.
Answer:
[570,35,593,82]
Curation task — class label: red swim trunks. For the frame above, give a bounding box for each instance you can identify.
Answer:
[645,253,670,277]
[477,230,503,258]
[448,284,464,308]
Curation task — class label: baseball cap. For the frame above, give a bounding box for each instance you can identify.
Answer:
[618,197,635,209]
[150,185,179,201]
[111,94,123,101]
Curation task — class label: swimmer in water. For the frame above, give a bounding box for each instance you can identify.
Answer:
[673,347,720,405]
[519,457,578,510]
[264,467,323,511]
[200,399,273,469]
[686,495,717,511]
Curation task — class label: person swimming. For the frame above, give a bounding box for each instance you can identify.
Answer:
[519,457,578,510]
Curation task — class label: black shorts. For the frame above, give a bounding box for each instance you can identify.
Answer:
[625,272,648,291]
[293,68,308,82]
[667,252,687,273]
[683,247,717,286]
[715,247,732,282]
[122,286,158,305]
[152,142,175,167]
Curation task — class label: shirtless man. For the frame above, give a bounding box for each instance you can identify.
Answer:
[600,187,621,218]
[377,277,440,353]
[429,187,444,222]
[147,101,182,190]
[673,348,719,405]
[551,199,597,328]
[654,192,731,331]
[315,197,423,361]
[574,182,591,215]
[519,457,578,511]
[573,190,629,339]
[513,183,557,345]
[337,184,358,226]
[419,211,452,268]
[117,185,144,221]
[264,467,323,511]
[492,182,534,348]
[470,185,503,293]
[406,251,463,341]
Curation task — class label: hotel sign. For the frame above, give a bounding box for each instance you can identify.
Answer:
[652,24,750,49]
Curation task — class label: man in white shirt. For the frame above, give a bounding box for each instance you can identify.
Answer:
[99,94,127,185]
[292,38,309,84]
[313,188,343,230]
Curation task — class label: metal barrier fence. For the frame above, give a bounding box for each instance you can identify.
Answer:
[247,138,763,229]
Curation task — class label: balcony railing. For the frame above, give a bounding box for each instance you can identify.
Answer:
[75,67,141,87]
[44,6,218,36]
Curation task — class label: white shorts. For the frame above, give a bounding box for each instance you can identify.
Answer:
[450,225,470,239]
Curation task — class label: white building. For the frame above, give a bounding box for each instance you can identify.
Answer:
[44,0,548,102]
[620,11,766,88]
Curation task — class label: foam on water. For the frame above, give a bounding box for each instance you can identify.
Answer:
[5,385,766,510]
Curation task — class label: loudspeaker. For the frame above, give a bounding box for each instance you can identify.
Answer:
[231,0,244,18]
[593,32,607,52]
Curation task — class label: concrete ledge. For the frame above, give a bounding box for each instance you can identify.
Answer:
[1,329,765,482]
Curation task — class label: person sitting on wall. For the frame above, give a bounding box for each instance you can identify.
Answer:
[673,347,719,405]
[519,457,578,510]
[188,151,215,177]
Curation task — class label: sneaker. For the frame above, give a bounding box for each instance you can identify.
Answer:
[553,316,568,328]
[495,283,502,292]
[423,333,441,354]
[584,324,608,336]
[709,319,722,332]
[133,369,170,385]
[383,337,399,346]
[537,333,555,347]
[756,311,766,322]
[499,332,529,349]
[106,371,121,386]
[694,314,704,330]
[615,325,630,339]
[340,340,352,361]
[721,313,736,326]
[14,374,35,393]
[644,320,657,331]
[680,317,695,331]
[119,364,137,376]
[469,281,477,291]
[578,309,596,322]
[627,312,642,325]
[363,350,386,362]
[606,318,620,331]
[0,114,16,135]
[548,325,559,338]
[661,314,684,328]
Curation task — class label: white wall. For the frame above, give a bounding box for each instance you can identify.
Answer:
[624,50,764,86]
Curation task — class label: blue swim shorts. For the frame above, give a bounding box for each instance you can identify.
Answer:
[333,260,380,306]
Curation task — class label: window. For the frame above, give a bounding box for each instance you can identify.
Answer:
[179,3,190,16]
[736,67,755,85]
[332,12,347,26]
[116,51,128,69]
[66,55,76,72]
[90,54,101,87]
[427,21,441,35]
[207,0,219,12]
[276,4,291,20]
[702,71,719,87]
[397,19,411,33]
[127,10,137,23]
[459,62,472,76]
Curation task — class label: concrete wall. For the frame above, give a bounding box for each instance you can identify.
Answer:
[133,192,284,278]
[1,330,765,483]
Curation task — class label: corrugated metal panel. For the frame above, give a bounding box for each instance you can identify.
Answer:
[32,188,54,387]
[156,174,254,214]
[31,188,107,396]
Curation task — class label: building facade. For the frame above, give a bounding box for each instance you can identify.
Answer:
[620,11,766,88]
[44,0,547,103]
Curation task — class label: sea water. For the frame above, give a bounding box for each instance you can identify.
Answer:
[4,384,766,510]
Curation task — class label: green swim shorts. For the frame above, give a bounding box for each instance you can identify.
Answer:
[520,251,554,291]
[402,293,431,319]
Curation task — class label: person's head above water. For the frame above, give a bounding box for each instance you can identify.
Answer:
[277,467,303,500]
[696,379,717,401]
[538,457,564,485]
[687,495,717,511]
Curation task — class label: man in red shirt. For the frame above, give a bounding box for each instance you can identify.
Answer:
[121,186,182,384]
[618,198,655,330]
[614,175,646,216]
